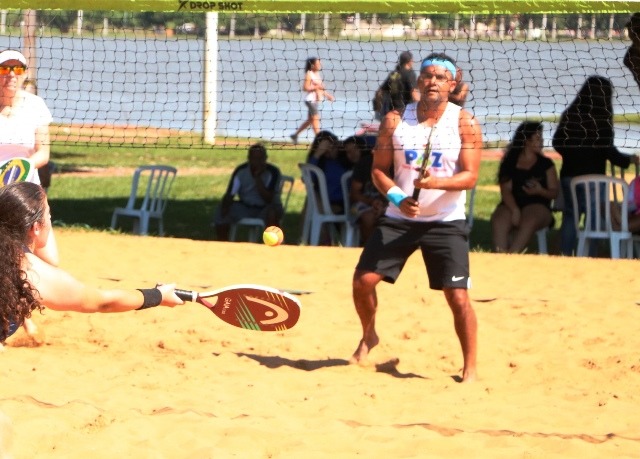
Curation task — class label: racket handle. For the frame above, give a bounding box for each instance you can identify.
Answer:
[412,188,421,201]
[175,289,197,302]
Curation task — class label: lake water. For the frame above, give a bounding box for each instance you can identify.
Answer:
[1,34,639,152]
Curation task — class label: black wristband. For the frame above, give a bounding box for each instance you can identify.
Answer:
[136,288,162,310]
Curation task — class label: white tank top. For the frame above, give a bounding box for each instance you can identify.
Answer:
[304,71,322,102]
[385,102,466,222]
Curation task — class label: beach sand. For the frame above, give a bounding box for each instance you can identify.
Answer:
[2,229,640,458]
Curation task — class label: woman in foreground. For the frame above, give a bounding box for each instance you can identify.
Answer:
[0,181,183,344]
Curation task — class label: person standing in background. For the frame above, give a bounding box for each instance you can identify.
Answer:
[291,57,334,145]
[0,50,57,266]
[374,51,419,121]
[552,75,639,256]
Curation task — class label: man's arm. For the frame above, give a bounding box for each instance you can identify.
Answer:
[371,112,399,195]
[414,110,483,192]
[254,166,279,204]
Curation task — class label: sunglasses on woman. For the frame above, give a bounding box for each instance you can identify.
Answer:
[0,65,26,76]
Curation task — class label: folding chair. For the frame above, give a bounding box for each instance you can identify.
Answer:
[298,163,349,246]
[228,175,294,242]
[570,174,633,259]
[110,165,177,236]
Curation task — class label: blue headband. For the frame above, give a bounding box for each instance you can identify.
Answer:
[421,58,456,79]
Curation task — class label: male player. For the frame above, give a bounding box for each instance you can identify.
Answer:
[350,53,483,383]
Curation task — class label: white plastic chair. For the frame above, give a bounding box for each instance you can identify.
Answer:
[228,174,294,242]
[110,165,177,236]
[570,174,633,259]
[340,170,360,247]
[298,163,349,246]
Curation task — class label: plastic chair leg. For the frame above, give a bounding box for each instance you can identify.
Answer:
[536,229,548,254]
[310,221,322,246]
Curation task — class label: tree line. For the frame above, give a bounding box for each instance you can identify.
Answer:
[2,11,634,38]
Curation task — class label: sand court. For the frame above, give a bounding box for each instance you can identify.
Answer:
[1,229,639,458]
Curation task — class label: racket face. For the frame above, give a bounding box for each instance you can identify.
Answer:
[0,158,32,186]
[198,286,301,331]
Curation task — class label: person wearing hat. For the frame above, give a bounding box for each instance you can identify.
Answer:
[351,52,483,383]
[0,49,57,343]
[0,50,52,173]
[373,50,419,120]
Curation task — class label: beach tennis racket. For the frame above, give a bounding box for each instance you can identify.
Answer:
[175,284,301,331]
[0,157,33,186]
[412,127,437,200]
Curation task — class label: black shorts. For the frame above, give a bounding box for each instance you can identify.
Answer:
[356,216,471,290]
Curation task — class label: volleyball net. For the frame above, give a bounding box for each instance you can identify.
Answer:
[1,2,640,151]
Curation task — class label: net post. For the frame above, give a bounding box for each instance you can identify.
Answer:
[203,11,218,145]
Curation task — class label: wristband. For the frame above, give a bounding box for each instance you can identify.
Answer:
[136,288,162,310]
[386,186,408,207]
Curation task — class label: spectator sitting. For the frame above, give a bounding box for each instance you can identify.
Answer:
[213,144,283,241]
[490,121,559,253]
[306,130,355,214]
[344,135,387,245]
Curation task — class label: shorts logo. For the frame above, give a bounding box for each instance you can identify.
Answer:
[451,276,464,281]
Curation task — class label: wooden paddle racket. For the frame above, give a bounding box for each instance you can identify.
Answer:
[412,127,437,200]
[0,157,33,186]
[175,284,301,331]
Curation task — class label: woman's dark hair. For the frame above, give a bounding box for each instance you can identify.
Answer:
[0,182,46,339]
[305,57,318,72]
[342,135,371,155]
[498,121,543,183]
[306,130,340,162]
[553,75,615,149]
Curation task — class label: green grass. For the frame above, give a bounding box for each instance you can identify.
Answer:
[47,141,561,252]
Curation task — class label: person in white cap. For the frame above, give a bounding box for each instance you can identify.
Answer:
[0,49,56,344]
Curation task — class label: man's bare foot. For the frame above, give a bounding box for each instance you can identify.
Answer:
[349,334,379,364]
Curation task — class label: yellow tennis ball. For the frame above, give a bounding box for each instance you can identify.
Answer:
[263,226,284,246]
